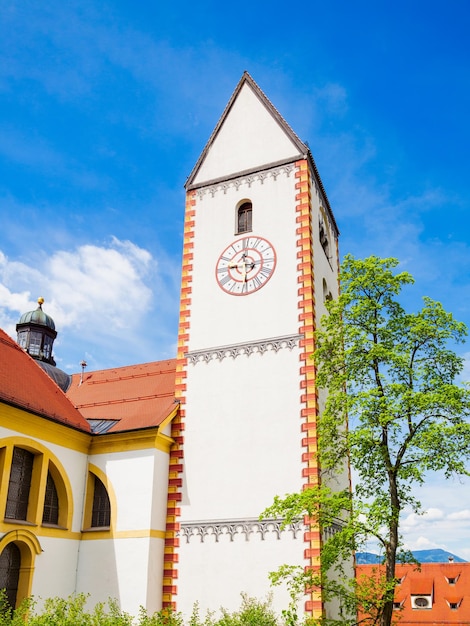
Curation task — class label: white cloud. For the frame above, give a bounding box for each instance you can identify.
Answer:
[401,508,444,532]
[400,506,470,558]
[45,237,153,330]
[448,509,470,521]
[407,536,437,550]
[0,237,153,330]
[0,236,179,370]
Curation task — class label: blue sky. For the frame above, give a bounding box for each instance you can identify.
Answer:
[1,1,470,558]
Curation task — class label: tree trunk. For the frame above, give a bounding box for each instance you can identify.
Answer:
[380,475,400,626]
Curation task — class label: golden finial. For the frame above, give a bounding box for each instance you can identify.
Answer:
[37,296,45,307]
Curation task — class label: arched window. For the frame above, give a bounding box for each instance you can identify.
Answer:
[91,476,111,528]
[5,448,34,521]
[319,218,330,258]
[42,472,59,525]
[237,202,252,234]
[0,531,41,610]
[322,278,333,303]
[1,439,72,530]
[0,543,20,611]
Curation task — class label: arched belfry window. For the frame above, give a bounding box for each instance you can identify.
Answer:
[237,201,252,234]
[319,218,330,259]
[322,278,333,303]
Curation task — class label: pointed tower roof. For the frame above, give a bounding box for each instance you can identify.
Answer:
[186,71,308,188]
[186,72,338,234]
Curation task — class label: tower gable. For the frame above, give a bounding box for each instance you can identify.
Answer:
[187,72,308,187]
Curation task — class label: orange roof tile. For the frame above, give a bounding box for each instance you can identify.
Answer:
[357,562,470,624]
[410,577,433,595]
[66,360,177,433]
[0,329,91,432]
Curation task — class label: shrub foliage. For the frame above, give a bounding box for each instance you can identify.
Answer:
[0,591,313,626]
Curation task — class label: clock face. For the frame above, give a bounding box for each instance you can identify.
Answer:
[216,236,277,295]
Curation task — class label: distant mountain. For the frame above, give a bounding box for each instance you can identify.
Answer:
[356,548,466,564]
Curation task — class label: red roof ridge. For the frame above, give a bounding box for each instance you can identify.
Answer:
[89,369,175,384]
[75,358,176,375]
[75,392,175,409]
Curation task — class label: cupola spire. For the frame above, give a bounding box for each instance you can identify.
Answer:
[16,297,58,365]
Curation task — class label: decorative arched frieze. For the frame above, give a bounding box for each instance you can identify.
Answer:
[186,334,302,365]
[195,164,295,200]
[180,517,303,543]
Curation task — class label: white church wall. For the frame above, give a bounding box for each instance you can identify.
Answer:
[189,173,300,350]
[79,536,164,616]
[30,538,81,604]
[76,537,165,617]
[178,528,307,620]
[90,445,171,551]
[181,347,303,521]
[76,447,169,615]
[90,449,168,531]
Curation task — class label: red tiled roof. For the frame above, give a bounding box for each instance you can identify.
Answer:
[0,329,91,432]
[410,577,433,595]
[66,360,177,433]
[357,562,470,624]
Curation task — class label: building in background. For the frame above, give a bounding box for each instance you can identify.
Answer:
[0,73,348,622]
[357,561,470,624]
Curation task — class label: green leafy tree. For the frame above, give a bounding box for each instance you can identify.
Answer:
[263,255,470,626]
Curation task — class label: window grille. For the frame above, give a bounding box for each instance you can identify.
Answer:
[237,202,252,233]
[5,448,34,520]
[0,543,20,610]
[91,476,111,527]
[42,471,59,525]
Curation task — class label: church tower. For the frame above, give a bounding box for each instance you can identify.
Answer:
[166,73,343,620]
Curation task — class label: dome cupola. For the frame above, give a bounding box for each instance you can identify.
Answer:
[16,297,58,365]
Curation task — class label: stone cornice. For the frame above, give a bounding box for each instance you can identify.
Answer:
[186,334,302,365]
[193,162,296,200]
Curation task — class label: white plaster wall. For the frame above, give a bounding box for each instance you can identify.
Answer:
[114,537,165,616]
[178,530,308,619]
[181,348,303,520]
[75,537,165,616]
[41,439,89,531]
[189,172,300,350]
[150,449,172,531]
[309,194,351,498]
[90,449,169,532]
[76,449,169,614]
[193,83,301,185]
[30,538,81,603]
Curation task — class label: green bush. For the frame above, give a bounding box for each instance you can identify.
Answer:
[0,590,312,626]
[213,595,279,626]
